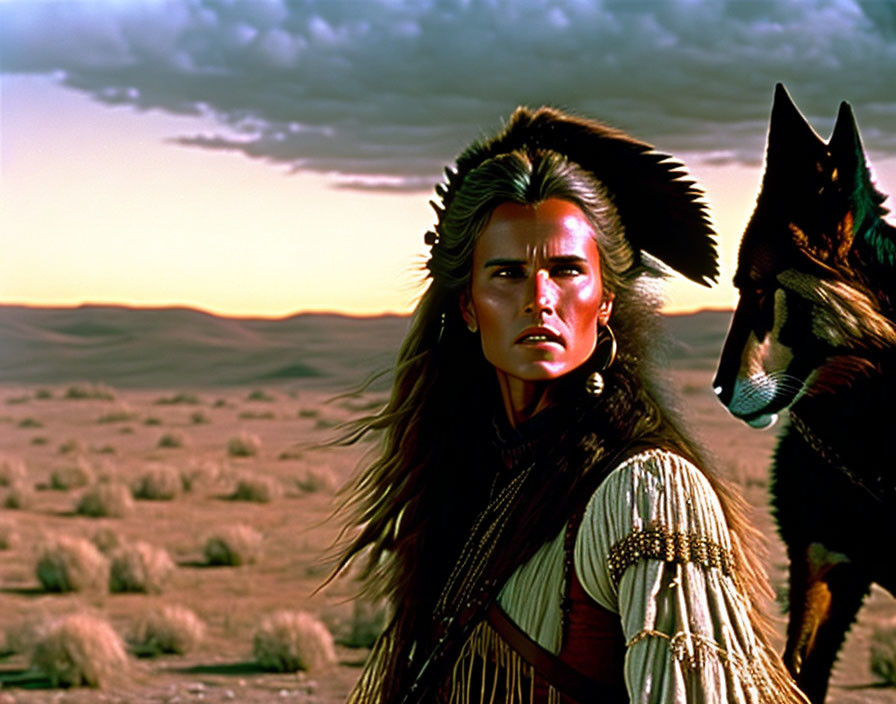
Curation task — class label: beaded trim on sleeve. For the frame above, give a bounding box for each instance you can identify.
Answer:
[607,526,734,585]
[627,630,777,704]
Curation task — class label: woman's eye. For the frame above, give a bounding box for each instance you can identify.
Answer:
[493,266,525,279]
[553,265,583,277]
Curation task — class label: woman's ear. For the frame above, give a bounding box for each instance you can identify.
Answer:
[598,295,614,326]
[459,290,478,333]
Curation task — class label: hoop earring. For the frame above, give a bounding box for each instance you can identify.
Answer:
[585,324,617,397]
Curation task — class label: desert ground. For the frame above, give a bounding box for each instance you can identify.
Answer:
[0,308,894,703]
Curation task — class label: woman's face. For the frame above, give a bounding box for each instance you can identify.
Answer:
[462,198,613,388]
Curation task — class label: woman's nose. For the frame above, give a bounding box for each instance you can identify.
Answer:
[524,270,556,315]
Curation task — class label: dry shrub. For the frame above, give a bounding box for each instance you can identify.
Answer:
[203,524,262,566]
[0,455,26,486]
[230,472,283,503]
[246,389,274,402]
[59,437,87,455]
[4,482,35,509]
[157,431,189,449]
[133,465,182,500]
[180,460,220,492]
[253,611,336,672]
[65,383,116,401]
[51,457,94,490]
[155,392,201,405]
[128,605,205,656]
[96,407,136,424]
[92,527,124,555]
[341,599,388,648]
[18,417,43,428]
[30,613,128,688]
[36,536,109,592]
[238,410,276,420]
[278,447,304,461]
[31,435,49,445]
[109,541,175,593]
[76,482,135,518]
[0,520,19,550]
[3,618,41,655]
[227,431,261,458]
[295,466,338,494]
[190,410,209,425]
[871,618,896,684]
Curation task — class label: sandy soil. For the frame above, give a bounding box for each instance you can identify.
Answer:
[0,372,894,703]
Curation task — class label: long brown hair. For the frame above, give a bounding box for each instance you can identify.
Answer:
[333,107,804,702]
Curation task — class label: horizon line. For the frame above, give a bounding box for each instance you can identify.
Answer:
[0,300,735,320]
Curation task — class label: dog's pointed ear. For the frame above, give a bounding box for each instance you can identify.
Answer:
[829,100,866,173]
[767,83,825,167]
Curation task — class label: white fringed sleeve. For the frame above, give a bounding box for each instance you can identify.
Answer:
[574,449,773,703]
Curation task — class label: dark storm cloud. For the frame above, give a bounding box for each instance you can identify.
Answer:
[2,0,894,189]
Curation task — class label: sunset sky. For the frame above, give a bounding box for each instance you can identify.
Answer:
[2,0,895,317]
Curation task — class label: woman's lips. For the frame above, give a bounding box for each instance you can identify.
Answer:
[515,327,564,346]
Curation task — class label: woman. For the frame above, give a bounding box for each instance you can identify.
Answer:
[334,107,807,703]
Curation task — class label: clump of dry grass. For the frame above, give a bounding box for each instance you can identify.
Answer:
[65,383,117,401]
[51,457,95,490]
[246,389,275,402]
[96,405,137,424]
[59,437,87,454]
[91,527,125,555]
[76,482,135,518]
[157,431,189,449]
[238,410,276,420]
[109,541,175,593]
[143,416,162,426]
[227,431,261,457]
[30,613,128,688]
[180,460,220,493]
[3,618,40,656]
[295,466,338,494]
[155,392,201,405]
[253,611,336,672]
[340,600,388,648]
[133,465,182,500]
[0,520,19,550]
[871,618,896,685]
[229,472,283,503]
[3,482,35,510]
[18,417,43,428]
[128,605,205,656]
[36,536,109,592]
[0,455,26,486]
[190,410,209,425]
[203,524,262,566]
[278,447,304,461]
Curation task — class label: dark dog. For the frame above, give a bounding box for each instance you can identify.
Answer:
[713,83,896,703]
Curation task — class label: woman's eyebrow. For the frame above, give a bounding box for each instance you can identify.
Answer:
[483,254,588,268]
[483,257,525,268]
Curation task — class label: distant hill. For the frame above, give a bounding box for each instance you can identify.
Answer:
[0,305,732,389]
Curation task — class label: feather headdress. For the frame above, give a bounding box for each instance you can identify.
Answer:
[427,106,719,286]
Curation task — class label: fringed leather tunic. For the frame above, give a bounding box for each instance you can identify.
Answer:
[446,449,788,703]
